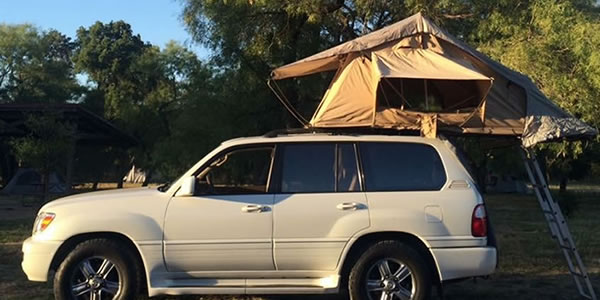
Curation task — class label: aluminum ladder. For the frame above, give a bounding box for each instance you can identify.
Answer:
[521,147,597,300]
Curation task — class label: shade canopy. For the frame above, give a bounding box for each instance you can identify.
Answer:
[271,13,597,146]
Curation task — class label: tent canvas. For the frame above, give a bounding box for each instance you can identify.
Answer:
[271,13,597,146]
[0,168,67,195]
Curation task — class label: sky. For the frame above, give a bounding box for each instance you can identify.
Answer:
[0,0,208,57]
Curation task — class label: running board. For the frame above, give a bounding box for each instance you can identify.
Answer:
[147,276,340,297]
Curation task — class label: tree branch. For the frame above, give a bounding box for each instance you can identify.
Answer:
[442,13,474,19]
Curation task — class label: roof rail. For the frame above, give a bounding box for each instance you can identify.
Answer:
[263,127,421,138]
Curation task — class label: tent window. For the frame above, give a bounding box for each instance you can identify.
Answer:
[377,78,481,113]
[359,142,446,192]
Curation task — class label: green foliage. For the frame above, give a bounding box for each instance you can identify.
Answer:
[180,0,600,187]
[0,24,80,103]
[4,1,600,185]
[10,112,75,173]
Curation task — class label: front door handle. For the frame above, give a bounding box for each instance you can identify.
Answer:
[242,204,265,213]
[337,202,359,211]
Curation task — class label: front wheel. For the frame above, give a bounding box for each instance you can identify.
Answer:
[54,238,142,300]
[348,240,432,300]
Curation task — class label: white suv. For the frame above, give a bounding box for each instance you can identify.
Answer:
[22,133,496,300]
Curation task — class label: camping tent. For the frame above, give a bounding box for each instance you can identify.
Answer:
[0,168,67,195]
[270,13,597,146]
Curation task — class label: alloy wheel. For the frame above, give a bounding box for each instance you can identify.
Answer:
[69,256,122,300]
[365,258,415,300]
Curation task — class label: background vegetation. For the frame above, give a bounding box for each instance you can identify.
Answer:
[1,0,600,187]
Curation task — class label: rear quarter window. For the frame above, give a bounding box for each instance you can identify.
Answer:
[359,142,446,192]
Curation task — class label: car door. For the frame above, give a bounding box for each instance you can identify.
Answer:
[163,145,276,273]
[272,143,369,271]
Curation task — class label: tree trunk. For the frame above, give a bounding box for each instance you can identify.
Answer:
[559,176,568,193]
[92,180,99,190]
[65,146,75,193]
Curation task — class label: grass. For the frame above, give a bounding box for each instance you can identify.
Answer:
[0,186,599,299]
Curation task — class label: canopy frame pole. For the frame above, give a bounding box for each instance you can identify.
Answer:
[267,79,309,127]
[400,79,405,110]
[459,80,493,128]
[520,147,597,300]
[383,78,411,109]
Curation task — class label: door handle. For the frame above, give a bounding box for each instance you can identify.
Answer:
[242,205,265,213]
[337,202,359,211]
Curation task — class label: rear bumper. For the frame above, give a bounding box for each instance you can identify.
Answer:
[21,237,62,282]
[431,246,497,281]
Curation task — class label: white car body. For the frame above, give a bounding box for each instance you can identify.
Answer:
[22,134,497,297]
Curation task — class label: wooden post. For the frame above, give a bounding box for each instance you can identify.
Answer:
[65,143,74,193]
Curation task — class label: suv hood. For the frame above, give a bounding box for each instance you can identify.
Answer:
[40,187,166,211]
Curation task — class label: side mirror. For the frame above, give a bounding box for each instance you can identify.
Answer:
[175,176,196,197]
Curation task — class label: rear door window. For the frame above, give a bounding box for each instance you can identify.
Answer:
[278,143,361,193]
[359,142,446,192]
[279,143,335,193]
[337,144,360,192]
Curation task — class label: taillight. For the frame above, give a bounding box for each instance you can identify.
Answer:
[471,204,487,237]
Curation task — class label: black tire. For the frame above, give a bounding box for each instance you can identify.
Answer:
[54,238,143,300]
[348,240,432,300]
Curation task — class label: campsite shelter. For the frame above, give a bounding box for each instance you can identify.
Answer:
[270,13,598,299]
[270,12,597,147]
[0,103,136,193]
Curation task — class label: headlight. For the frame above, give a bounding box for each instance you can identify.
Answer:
[33,212,56,234]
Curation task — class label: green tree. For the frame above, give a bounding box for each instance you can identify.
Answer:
[74,22,219,184]
[0,24,80,103]
[181,0,600,189]
[10,113,75,201]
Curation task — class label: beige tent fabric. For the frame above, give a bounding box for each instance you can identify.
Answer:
[271,13,440,79]
[372,48,490,81]
[310,46,493,129]
[310,57,376,127]
[271,12,597,146]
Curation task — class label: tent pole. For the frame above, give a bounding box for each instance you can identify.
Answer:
[267,79,309,127]
[400,79,404,110]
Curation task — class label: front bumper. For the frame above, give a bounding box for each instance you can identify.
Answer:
[21,237,62,282]
[431,246,497,281]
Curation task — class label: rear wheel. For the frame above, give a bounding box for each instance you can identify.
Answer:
[54,238,142,300]
[348,240,431,300]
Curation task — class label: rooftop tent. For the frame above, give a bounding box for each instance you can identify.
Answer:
[270,13,597,146]
[311,46,493,131]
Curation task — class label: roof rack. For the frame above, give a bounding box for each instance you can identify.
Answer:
[263,127,421,138]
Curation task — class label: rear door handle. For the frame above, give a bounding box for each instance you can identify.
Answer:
[242,205,265,213]
[337,202,359,211]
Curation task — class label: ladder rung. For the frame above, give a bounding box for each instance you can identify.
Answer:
[580,293,592,300]
[531,183,548,188]
[522,149,598,300]
[570,271,588,279]
[559,244,576,251]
